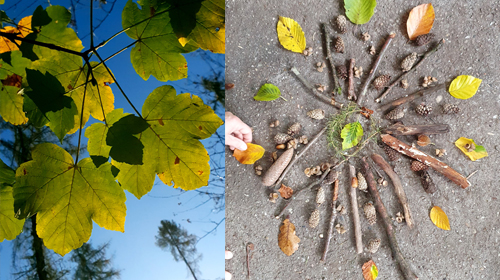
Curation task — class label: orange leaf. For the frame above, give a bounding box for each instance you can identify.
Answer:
[362,260,378,280]
[278,218,300,256]
[407,4,435,40]
[278,184,293,199]
[430,206,450,230]
[0,16,32,53]
[233,143,265,164]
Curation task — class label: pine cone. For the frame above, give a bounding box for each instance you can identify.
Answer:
[287,122,302,136]
[415,103,432,116]
[420,170,437,194]
[383,144,400,161]
[337,65,348,80]
[309,209,320,228]
[274,133,293,144]
[410,160,429,172]
[307,109,325,120]
[363,202,377,225]
[385,106,406,120]
[367,239,381,253]
[316,186,325,205]
[357,172,367,192]
[335,15,347,34]
[415,33,435,46]
[372,75,391,90]
[401,52,417,72]
[443,103,460,114]
[334,37,345,53]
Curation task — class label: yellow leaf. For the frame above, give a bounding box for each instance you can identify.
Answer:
[454,137,488,161]
[276,16,306,53]
[362,260,378,280]
[407,4,435,40]
[0,16,32,53]
[278,218,300,256]
[449,75,482,100]
[233,143,265,164]
[430,206,450,230]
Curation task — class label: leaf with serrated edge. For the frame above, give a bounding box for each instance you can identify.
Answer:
[278,218,300,256]
[85,109,129,160]
[14,143,126,256]
[341,121,363,150]
[0,185,24,242]
[454,137,488,161]
[277,16,306,53]
[430,206,450,230]
[254,84,281,101]
[233,143,265,164]
[344,0,377,25]
[407,3,435,40]
[448,75,482,100]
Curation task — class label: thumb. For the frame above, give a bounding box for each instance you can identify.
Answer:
[226,135,248,151]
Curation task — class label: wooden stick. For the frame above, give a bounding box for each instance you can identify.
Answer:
[347,58,356,101]
[371,154,414,229]
[357,32,396,107]
[322,23,341,95]
[290,67,343,109]
[381,134,470,188]
[375,39,445,103]
[383,122,450,136]
[321,178,339,262]
[377,84,446,112]
[362,157,419,280]
[349,164,363,254]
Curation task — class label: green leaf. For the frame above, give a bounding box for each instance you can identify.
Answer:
[185,0,225,53]
[344,0,377,25]
[106,114,149,165]
[85,109,128,160]
[254,84,282,101]
[0,10,11,29]
[340,121,363,150]
[14,143,126,256]
[0,185,24,242]
[448,75,482,100]
[276,16,306,53]
[0,51,31,125]
[0,158,15,186]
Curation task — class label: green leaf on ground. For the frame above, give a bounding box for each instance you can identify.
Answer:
[0,185,24,242]
[341,121,363,150]
[254,84,282,101]
[14,143,126,256]
[344,0,377,25]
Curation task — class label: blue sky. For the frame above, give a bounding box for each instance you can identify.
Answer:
[0,1,225,279]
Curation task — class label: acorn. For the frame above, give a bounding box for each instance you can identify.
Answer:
[307,109,325,120]
[316,186,326,205]
[357,172,367,192]
[385,106,406,120]
[383,144,400,161]
[334,37,345,53]
[401,52,417,72]
[309,209,320,228]
[363,202,377,225]
[410,160,428,172]
[443,103,460,114]
[274,133,293,144]
[372,75,391,90]
[415,103,433,116]
[415,33,435,46]
[287,122,302,136]
[335,15,347,34]
[420,170,437,194]
[367,239,381,253]
[337,65,348,80]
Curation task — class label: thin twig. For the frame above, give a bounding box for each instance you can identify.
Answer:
[74,62,92,163]
[322,23,341,95]
[466,170,478,180]
[290,67,343,109]
[375,39,445,103]
[347,58,356,101]
[349,164,363,254]
[321,178,339,262]
[362,157,419,280]
[377,84,445,112]
[246,243,254,278]
[357,32,396,107]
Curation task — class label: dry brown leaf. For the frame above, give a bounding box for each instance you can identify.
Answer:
[2,74,22,88]
[278,218,300,256]
[417,134,431,146]
[233,143,265,164]
[360,107,374,119]
[407,3,435,40]
[278,184,293,199]
[362,260,379,280]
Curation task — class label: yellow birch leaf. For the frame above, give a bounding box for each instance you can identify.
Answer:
[407,4,434,40]
[278,218,300,256]
[454,137,488,161]
[362,260,378,280]
[430,206,450,230]
[448,75,482,100]
[233,143,265,164]
[277,16,306,53]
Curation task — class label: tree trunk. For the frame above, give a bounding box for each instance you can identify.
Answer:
[30,216,48,280]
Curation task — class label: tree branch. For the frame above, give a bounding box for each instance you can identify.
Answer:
[347,58,356,101]
[383,122,450,136]
[349,164,363,254]
[0,31,84,57]
[321,178,339,262]
[377,84,445,112]
[322,23,341,95]
[290,67,343,109]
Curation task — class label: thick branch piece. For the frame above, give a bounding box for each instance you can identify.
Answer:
[375,39,446,103]
[321,179,339,262]
[322,23,342,95]
[371,154,414,228]
[377,84,445,112]
[357,32,396,106]
[347,59,356,101]
[290,67,343,109]
[381,134,470,188]
[383,123,450,136]
[349,164,363,254]
[362,158,419,280]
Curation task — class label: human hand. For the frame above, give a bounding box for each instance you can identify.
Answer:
[225,250,233,280]
[225,112,252,151]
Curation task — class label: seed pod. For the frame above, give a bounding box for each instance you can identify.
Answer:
[401,52,417,72]
[337,65,348,80]
[334,37,345,53]
[385,106,406,120]
[262,148,294,186]
[363,202,377,225]
[274,133,293,144]
[276,144,286,150]
[367,239,381,253]
[443,103,460,114]
[415,33,435,46]
[307,109,325,120]
[357,172,367,192]
[361,32,371,41]
[420,170,437,194]
[335,15,347,34]
[410,160,428,172]
[316,186,326,205]
[415,103,433,116]
[417,134,431,147]
[383,144,400,161]
[287,122,302,136]
[372,74,391,90]
[309,209,320,228]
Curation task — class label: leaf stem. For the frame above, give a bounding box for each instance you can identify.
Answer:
[92,40,139,69]
[75,62,92,164]
[279,95,288,101]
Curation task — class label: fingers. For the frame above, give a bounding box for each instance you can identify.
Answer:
[226,135,248,151]
[225,271,232,280]
[225,250,233,259]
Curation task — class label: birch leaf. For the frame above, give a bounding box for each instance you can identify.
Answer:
[448,75,482,100]
[254,84,282,101]
[430,206,450,230]
[233,143,265,164]
[407,3,435,40]
[341,121,363,150]
[276,16,306,53]
[278,218,300,256]
[362,260,378,280]
[344,0,377,25]
[454,137,488,161]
